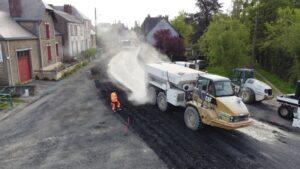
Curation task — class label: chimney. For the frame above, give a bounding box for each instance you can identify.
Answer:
[64,4,72,14]
[8,0,22,17]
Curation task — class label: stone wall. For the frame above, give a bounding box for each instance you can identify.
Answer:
[39,11,62,67]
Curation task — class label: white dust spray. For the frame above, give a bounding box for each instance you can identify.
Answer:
[108,43,169,105]
[97,24,169,105]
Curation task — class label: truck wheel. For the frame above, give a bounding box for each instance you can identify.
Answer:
[157,92,168,112]
[148,86,156,105]
[240,88,255,104]
[184,107,203,131]
[278,106,293,119]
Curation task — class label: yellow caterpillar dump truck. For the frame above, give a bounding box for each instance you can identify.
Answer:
[146,62,253,130]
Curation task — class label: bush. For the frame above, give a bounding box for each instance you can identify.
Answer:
[154,29,186,61]
[82,48,98,59]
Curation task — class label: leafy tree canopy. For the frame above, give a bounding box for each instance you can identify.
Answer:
[187,0,222,43]
[171,11,194,46]
[200,15,252,69]
[154,29,186,61]
[263,7,300,83]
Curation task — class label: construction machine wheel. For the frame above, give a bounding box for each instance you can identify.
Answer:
[157,92,169,112]
[184,107,203,131]
[240,88,255,104]
[278,105,293,119]
[148,86,157,105]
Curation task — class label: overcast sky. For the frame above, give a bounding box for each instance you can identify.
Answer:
[44,0,232,27]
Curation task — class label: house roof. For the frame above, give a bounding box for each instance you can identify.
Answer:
[52,5,90,22]
[54,10,82,23]
[0,11,36,40]
[0,0,54,21]
[142,15,183,39]
[141,16,165,35]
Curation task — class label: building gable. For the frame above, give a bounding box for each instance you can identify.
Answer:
[146,19,180,46]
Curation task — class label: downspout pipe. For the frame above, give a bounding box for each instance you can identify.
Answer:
[7,41,13,85]
[37,21,44,70]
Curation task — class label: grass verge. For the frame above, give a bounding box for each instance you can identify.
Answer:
[206,67,231,77]
[0,98,25,110]
[255,67,295,94]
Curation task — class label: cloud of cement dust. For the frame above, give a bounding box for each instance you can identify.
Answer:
[108,43,169,105]
[97,24,169,105]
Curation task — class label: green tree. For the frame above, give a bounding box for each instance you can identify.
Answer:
[232,0,244,19]
[171,11,194,46]
[263,8,300,83]
[240,0,297,64]
[200,15,252,69]
[187,0,222,43]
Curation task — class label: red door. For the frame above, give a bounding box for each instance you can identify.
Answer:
[17,50,31,83]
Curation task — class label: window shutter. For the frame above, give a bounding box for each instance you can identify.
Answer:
[45,24,50,39]
[47,45,52,61]
[56,43,59,56]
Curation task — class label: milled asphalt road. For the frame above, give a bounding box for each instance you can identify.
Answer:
[0,60,166,169]
[0,52,300,169]
[97,49,300,169]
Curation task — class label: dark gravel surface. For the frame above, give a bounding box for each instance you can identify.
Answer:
[0,60,166,169]
[93,55,300,169]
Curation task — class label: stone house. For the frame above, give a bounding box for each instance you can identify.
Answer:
[0,0,63,85]
[141,15,180,46]
[52,7,84,60]
[51,5,94,60]
[0,11,38,85]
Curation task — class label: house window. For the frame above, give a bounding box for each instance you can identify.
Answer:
[72,41,76,55]
[45,23,50,39]
[74,26,78,36]
[55,43,59,56]
[76,42,79,54]
[82,40,85,51]
[69,25,72,36]
[47,45,52,61]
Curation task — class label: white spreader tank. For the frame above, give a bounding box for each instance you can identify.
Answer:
[145,62,205,111]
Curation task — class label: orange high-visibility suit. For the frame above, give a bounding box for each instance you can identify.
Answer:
[111,92,121,111]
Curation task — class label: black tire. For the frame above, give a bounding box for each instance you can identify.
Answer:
[278,106,293,119]
[184,107,203,131]
[148,86,157,105]
[157,92,169,112]
[240,88,255,104]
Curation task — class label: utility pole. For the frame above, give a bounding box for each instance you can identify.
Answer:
[95,8,98,47]
[252,10,258,64]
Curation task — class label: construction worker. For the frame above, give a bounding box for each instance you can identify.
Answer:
[111,91,121,112]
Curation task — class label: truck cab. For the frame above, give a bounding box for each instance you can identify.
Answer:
[185,74,253,130]
[231,68,254,86]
